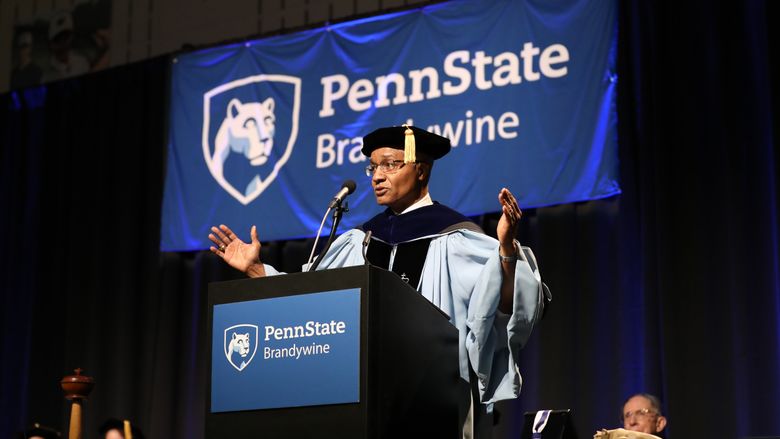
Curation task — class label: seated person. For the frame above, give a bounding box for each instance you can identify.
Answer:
[98,418,145,439]
[622,393,667,436]
[17,423,60,439]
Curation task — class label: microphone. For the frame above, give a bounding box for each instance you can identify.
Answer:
[328,180,357,208]
[308,180,357,272]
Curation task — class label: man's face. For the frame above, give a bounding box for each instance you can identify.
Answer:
[105,429,124,439]
[622,395,666,434]
[369,147,425,213]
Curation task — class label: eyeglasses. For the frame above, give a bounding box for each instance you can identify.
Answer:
[365,160,407,177]
[622,408,657,421]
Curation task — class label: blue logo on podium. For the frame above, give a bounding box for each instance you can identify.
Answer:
[211,288,361,412]
[223,324,259,371]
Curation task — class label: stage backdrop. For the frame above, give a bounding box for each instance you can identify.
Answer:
[161,0,618,251]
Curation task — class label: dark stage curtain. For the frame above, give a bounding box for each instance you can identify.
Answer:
[495,1,780,438]
[1,1,779,439]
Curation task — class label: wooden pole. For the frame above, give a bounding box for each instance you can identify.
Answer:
[68,401,83,439]
[60,368,94,439]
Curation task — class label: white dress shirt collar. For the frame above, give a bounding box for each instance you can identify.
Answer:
[396,192,433,215]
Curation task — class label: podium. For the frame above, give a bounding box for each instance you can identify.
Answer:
[206,265,464,438]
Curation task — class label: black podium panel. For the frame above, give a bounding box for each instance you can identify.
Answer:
[521,410,579,439]
[206,265,462,439]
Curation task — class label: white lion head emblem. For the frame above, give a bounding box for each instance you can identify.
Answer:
[213,97,276,170]
[202,75,300,205]
[223,324,258,372]
[228,332,251,357]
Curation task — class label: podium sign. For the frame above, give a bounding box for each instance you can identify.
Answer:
[206,266,462,438]
[211,288,361,412]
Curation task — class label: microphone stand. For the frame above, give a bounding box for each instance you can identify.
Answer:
[361,230,373,266]
[308,199,348,272]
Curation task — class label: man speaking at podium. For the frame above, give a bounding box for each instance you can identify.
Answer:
[209,125,549,438]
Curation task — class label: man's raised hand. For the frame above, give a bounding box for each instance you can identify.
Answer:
[208,224,263,275]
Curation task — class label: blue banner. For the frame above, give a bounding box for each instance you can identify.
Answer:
[211,288,361,412]
[162,0,618,250]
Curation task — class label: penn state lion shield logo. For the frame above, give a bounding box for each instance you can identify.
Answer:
[223,324,259,372]
[203,75,301,205]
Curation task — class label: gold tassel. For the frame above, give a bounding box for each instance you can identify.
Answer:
[403,124,416,163]
[124,420,133,439]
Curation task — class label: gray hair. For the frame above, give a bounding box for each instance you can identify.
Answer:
[623,393,664,415]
